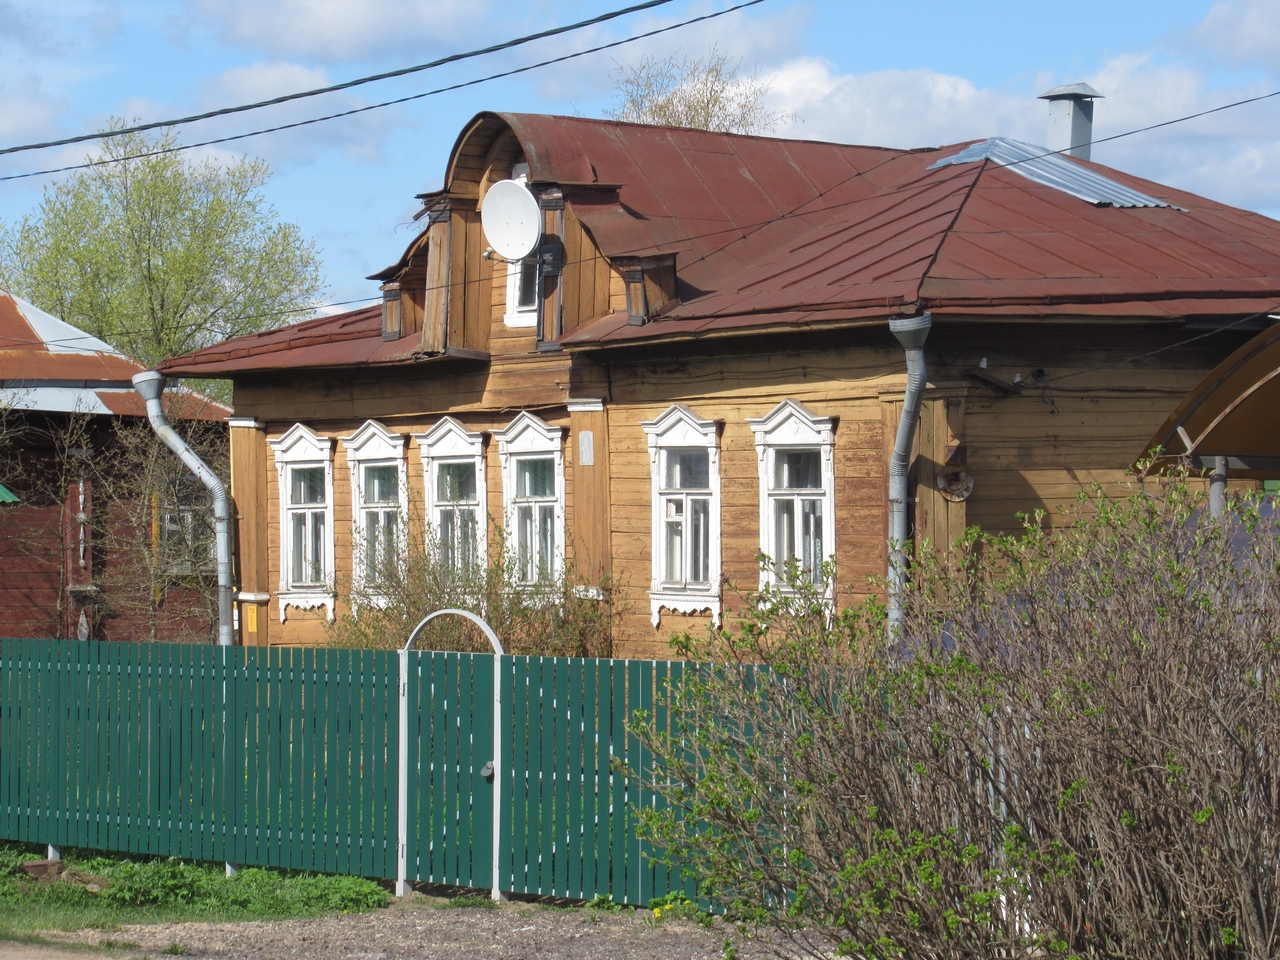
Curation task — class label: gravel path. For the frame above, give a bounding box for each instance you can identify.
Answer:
[2,894,790,960]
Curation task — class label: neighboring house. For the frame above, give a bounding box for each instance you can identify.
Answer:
[0,290,228,642]
[161,111,1280,657]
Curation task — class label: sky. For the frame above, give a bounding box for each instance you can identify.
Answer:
[1,0,1278,317]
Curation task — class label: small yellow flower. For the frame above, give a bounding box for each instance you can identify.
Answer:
[653,908,662,918]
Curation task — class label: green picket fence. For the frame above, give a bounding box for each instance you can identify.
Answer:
[0,638,689,905]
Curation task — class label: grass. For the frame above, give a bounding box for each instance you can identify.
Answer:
[0,841,390,940]
[436,893,499,910]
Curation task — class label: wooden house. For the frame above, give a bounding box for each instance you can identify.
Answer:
[160,113,1280,656]
[0,290,228,642]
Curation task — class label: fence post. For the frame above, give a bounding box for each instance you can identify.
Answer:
[395,648,411,897]
[491,652,505,903]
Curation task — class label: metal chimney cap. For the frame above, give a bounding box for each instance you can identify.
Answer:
[1038,82,1103,101]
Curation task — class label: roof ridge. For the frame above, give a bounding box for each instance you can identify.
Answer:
[913,157,990,305]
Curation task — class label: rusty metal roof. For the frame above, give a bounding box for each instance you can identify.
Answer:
[481,115,1280,348]
[159,304,490,378]
[166,114,1280,371]
[0,289,227,419]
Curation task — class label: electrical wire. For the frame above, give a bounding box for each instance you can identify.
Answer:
[0,0,683,158]
[0,0,766,184]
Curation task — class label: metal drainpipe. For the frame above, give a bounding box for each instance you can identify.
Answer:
[1210,455,1227,519]
[132,371,236,646]
[887,313,933,639]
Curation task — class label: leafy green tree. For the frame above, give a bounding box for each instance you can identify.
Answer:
[0,124,324,371]
[605,45,791,135]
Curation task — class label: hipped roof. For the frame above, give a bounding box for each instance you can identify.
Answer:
[164,113,1280,375]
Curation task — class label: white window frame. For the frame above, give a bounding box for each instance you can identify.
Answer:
[502,162,539,329]
[641,404,722,626]
[415,417,487,573]
[494,412,565,585]
[269,423,336,622]
[340,420,409,604]
[747,399,836,593]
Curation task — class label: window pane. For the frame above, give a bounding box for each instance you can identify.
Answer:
[774,500,796,564]
[774,450,821,490]
[440,508,458,570]
[665,508,684,583]
[438,462,476,503]
[538,504,555,577]
[691,498,710,583]
[309,512,326,583]
[517,504,535,581]
[517,258,538,309]
[802,499,823,581]
[381,510,397,555]
[291,513,306,583]
[517,458,555,498]
[364,465,398,504]
[665,449,709,490]
[290,467,325,505]
[459,509,478,568]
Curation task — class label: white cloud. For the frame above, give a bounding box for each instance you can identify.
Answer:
[1085,53,1280,216]
[185,0,494,62]
[764,58,1042,148]
[1191,0,1280,70]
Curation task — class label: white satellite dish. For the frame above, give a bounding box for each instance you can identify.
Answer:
[481,179,542,260]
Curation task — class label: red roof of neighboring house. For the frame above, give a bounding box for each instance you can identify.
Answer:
[1,289,228,419]
[163,114,1280,373]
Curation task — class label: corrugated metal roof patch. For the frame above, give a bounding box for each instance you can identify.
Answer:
[929,137,1173,209]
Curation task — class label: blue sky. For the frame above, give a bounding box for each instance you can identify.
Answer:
[2,0,1278,316]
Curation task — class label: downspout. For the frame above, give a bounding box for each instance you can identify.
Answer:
[132,371,236,646]
[887,313,933,639]
[1210,455,1227,519]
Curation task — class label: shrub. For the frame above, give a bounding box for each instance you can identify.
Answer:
[329,520,618,657]
[635,474,1280,960]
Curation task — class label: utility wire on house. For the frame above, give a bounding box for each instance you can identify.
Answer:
[0,0,685,158]
[0,0,767,183]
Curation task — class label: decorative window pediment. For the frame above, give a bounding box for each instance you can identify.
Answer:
[270,422,332,463]
[341,419,408,463]
[641,405,722,626]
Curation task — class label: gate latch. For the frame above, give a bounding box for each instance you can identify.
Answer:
[479,761,495,782]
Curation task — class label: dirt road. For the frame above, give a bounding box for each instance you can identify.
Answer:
[0,895,786,960]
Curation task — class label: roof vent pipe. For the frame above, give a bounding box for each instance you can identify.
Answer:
[887,312,932,642]
[1037,82,1103,161]
[132,371,236,646]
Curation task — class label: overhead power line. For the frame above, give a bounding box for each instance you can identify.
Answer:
[0,0,767,184]
[0,0,683,158]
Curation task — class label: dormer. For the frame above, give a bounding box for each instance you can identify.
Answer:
[614,254,678,325]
